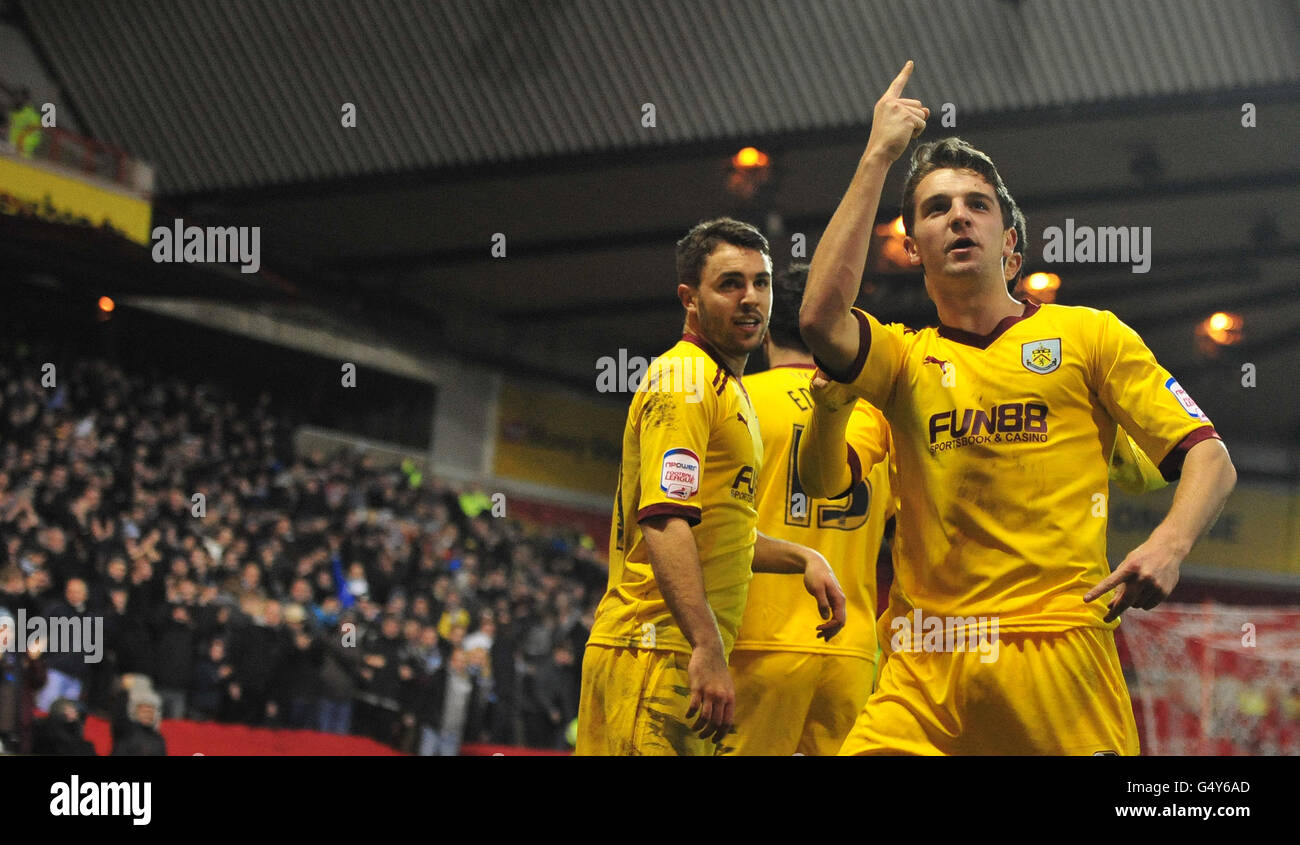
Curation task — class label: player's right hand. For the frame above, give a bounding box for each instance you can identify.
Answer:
[685,646,735,742]
[864,60,929,164]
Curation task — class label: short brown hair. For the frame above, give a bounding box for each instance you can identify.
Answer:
[900,137,1018,238]
[1009,202,1028,284]
[675,218,770,289]
[768,264,810,353]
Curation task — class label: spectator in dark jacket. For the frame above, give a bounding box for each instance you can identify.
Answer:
[355,613,404,743]
[190,637,235,722]
[317,625,358,735]
[273,604,323,728]
[36,577,94,711]
[153,597,197,719]
[0,617,46,754]
[525,641,580,749]
[110,586,156,679]
[487,606,522,745]
[111,687,166,756]
[32,697,95,755]
[230,600,287,724]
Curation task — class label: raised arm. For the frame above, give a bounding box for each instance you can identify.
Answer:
[1085,438,1237,620]
[800,61,928,375]
[640,514,733,742]
[797,371,862,499]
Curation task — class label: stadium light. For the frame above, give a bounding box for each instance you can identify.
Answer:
[1021,272,1061,303]
[1201,311,1243,346]
[731,146,770,169]
[870,216,913,273]
[726,146,773,200]
[1025,273,1060,293]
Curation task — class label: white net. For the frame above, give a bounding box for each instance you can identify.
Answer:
[1119,603,1300,756]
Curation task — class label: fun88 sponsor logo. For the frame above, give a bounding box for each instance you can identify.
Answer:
[928,402,1049,454]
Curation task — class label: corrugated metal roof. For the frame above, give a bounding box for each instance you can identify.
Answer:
[19,0,1300,193]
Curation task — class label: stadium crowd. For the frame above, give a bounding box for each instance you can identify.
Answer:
[0,337,599,755]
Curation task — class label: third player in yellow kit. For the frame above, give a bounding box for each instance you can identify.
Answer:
[727,265,893,756]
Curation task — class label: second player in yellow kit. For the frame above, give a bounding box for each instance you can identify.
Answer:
[577,219,847,755]
[726,266,894,756]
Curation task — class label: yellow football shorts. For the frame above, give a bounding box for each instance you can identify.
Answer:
[575,643,721,756]
[839,627,1140,755]
[725,650,876,756]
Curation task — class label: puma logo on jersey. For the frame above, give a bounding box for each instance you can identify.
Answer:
[736,412,747,426]
[924,356,956,387]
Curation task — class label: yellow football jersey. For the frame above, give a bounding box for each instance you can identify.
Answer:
[731,365,892,659]
[587,333,764,656]
[1110,427,1169,495]
[822,302,1219,641]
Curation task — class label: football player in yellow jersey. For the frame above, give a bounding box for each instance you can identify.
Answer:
[1005,206,1167,496]
[724,264,894,756]
[576,218,847,756]
[798,62,1237,755]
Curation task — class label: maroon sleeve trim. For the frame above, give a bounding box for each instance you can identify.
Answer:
[637,502,702,527]
[1157,426,1222,482]
[813,309,872,384]
[830,444,864,500]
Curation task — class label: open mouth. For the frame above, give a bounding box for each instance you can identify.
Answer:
[735,316,762,330]
[948,237,977,252]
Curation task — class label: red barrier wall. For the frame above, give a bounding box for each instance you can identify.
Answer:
[83,716,405,756]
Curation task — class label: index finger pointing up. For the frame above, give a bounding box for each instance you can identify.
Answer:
[887,60,915,97]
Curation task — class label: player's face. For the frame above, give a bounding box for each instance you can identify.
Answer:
[682,243,772,360]
[905,168,1015,286]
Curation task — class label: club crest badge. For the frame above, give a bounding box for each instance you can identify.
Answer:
[1022,338,1061,374]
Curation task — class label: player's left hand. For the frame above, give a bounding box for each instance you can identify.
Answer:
[809,369,859,415]
[802,550,847,640]
[1083,537,1183,622]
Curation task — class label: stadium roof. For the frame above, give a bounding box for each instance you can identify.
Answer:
[19,0,1300,193]
[7,0,1300,452]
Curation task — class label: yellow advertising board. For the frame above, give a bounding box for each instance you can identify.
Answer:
[1108,482,1300,576]
[493,380,624,497]
[0,154,152,245]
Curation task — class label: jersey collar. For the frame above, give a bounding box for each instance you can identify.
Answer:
[682,331,741,379]
[682,331,753,401]
[937,299,1042,350]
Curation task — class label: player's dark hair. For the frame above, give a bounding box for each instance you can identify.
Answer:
[900,137,1018,238]
[768,264,810,353]
[1008,202,1028,286]
[675,217,770,289]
